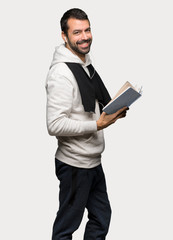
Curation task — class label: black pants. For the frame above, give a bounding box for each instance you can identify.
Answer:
[52,159,112,240]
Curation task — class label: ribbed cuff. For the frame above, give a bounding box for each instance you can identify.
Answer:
[81,120,97,133]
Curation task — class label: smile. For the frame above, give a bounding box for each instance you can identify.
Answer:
[77,39,91,46]
[79,42,90,48]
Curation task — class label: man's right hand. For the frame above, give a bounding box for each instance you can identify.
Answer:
[96,106,129,131]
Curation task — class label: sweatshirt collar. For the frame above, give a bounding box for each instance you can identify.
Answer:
[50,44,92,68]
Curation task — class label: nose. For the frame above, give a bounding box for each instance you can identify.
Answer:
[81,31,88,40]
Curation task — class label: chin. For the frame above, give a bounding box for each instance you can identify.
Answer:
[80,47,90,54]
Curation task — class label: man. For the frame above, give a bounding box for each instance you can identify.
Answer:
[46,8,128,240]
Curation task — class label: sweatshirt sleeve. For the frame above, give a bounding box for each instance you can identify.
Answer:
[46,71,97,137]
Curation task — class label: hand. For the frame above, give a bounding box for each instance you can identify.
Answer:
[97,106,129,131]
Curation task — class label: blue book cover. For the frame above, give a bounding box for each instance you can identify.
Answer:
[103,82,142,114]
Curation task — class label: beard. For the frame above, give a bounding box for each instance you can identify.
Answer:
[67,37,92,56]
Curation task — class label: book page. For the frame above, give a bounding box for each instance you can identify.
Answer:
[113,81,136,99]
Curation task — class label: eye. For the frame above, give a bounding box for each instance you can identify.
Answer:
[86,28,91,33]
[73,31,80,35]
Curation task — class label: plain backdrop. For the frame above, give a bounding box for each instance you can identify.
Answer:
[0,0,173,239]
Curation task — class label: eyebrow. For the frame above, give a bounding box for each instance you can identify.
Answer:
[72,27,91,33]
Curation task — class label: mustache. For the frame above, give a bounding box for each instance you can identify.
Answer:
[77,39,92,45]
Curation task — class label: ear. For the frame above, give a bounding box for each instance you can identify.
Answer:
[62,32,67,43]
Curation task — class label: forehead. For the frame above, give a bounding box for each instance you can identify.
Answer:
[67,18,90,32]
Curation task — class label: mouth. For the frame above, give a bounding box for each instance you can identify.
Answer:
[79,42,90,48]
[77,39,91,49]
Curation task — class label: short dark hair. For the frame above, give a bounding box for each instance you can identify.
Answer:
[60,8,90,35]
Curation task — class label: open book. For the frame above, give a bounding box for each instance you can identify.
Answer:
[103,81,142,114]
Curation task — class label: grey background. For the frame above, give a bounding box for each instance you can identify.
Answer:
[0,0,173,239]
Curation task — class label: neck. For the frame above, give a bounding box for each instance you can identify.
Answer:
[65,44,86,62]
[78,54,86,62]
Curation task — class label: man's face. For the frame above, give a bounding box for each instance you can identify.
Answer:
[64,18,92,59]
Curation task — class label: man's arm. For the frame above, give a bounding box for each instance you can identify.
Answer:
[46,71,97,137]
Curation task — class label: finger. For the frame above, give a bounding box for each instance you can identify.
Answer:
[116,110,127,118]
[115,107,126,116]
[118,112,127,118]
[120,106,129,111]
[102,111,107,116]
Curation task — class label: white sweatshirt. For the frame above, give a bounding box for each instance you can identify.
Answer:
[46,44,105,168]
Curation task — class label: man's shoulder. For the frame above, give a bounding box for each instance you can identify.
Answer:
[49,62,74,80]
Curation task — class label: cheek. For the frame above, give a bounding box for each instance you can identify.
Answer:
[88,33,92,40]
[67,34,78,43]
[75,36,81,42]
[70,36,80,43]
[74,36,82,44]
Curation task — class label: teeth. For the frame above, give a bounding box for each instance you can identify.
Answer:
[80,43,88,46]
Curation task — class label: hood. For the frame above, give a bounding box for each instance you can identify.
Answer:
[50,44,92,68]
